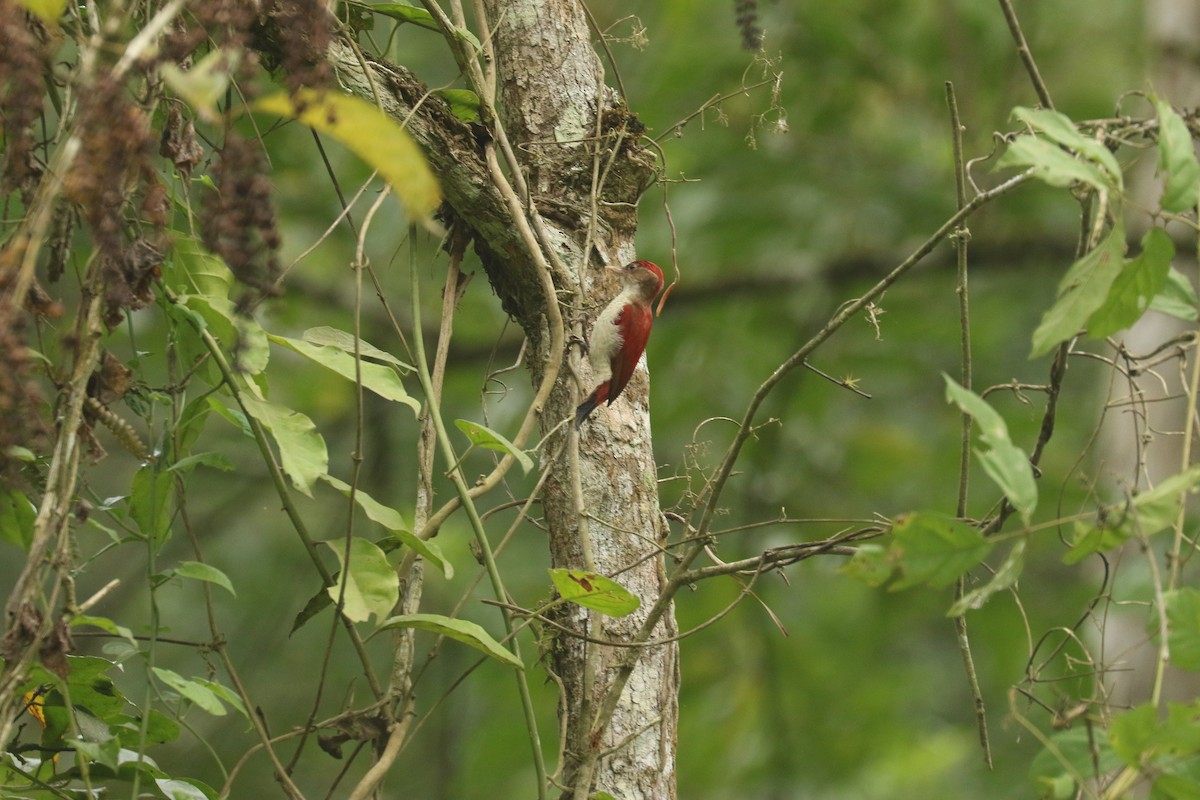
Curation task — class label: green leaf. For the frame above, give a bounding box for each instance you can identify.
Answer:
[291,585,334,635]
[948,540,1025,616]
[253,90,441,226]
[434,89,481,123]
[69,615,136,645]
[1029,728,1121,796]
[1031,223,1127,357]
[151,668,227,716]
[0,487,36,550]
[301,326,413,371]
[1086,227,1175,338]
[376,613,523,668]
[176,394,214,458]
[268,334,420,413]
[997,135,1113,192]
[168,235,234,298]
[1151,267,1200,322]
[1166,588,1200,671]
[1063,465,1200,563]
[370,2,440,31]
[320,475,453,579]
[168,451,235,474]
[840,543,893,587]
[324,537,400,623]
[549,569,641,617]
[889,513,993,590]
[1130,464,1200,535]
[1012,107,1123,187]
[1155,96,1200,213]
[155,778,218,800]
[16,0,66,23]
[159,48,242,121]
[238,394,328,497]
[173,561,236,597]
[944,376,1038,522]
[129,465,174,544]
[181,294,270,375]
[1063,519,1128,565]
[1109,702,1158,767]
[192,678,247,718]
[369,3,483,50]
[71,737,122,771]
[455,419,534,475]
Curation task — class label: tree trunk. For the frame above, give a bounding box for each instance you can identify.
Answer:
[484,3,679,797]
[334,1,678,795]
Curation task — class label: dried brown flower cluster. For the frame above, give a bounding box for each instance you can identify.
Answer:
[161,0,258,65]
[261,0,333,95]
[0,0,50,202]
[199,132,282,306]
[734,0,764,51]
[0,294,46,485]
[62,77,163,326]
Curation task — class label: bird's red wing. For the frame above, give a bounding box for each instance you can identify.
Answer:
[607,304,654,405]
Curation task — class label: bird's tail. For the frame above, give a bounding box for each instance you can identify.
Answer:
[574,384,609,429]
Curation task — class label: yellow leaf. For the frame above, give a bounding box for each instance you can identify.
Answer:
[254,89,441,227]
[17,0,66,23]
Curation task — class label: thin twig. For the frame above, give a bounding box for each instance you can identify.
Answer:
[946,80,993,770]
[996,0,1055,109]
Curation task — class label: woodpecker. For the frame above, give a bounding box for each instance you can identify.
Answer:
[575,260,664,428]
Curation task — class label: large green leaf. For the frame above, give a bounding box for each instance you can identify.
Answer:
[1155,96,1200,213]
[254,90,441,226]
[1086,227,1174,339]
[0,487,36,550]
[168,234,234,297]
[1166,588,1200,672]
[129,465,174,544]
[1064,465,1200,563]
[947,540,1025,616]
[997,135,1113,192]
[1152,267,1200,322]
[151,668,227,716]
[549,569,640,617]
[268,334,419,413]
[237,395,329,497]
[173,561,236,597]
[301,326,413,371]
[889,513,994,590]
[1011,107,1123,188]
[376,613,522,668]
[944,376,1038,523]
[181,294,270,375]
[455,419,534,474]
[320,475,452,579]
[1030,223,1126,357]
[325,537,400,623]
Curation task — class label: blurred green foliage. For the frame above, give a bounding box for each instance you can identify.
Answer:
[8,0,1191,797]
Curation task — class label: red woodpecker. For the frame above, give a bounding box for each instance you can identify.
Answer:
[575,260,664,428]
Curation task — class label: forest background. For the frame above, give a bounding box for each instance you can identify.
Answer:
[3,0,1200,799]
